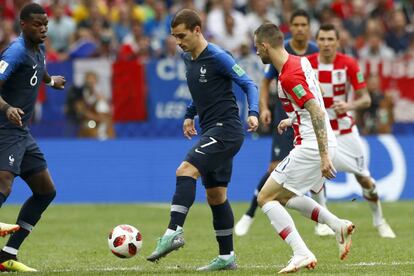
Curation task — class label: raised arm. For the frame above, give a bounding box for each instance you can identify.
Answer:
[304,98,336,179]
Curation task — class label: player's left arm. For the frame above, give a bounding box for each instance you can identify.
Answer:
[43,71,66,90]
[305,99,336,179]
[332,58,371,114]
[217,52,259,132]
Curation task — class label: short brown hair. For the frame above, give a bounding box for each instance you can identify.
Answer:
[171,9,202,31]
[254,23,284,48]
[316,23,339,39]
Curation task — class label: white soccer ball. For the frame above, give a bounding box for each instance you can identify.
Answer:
[108,224,143,258]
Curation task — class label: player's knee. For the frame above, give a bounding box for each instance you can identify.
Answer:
[0,172,14,196]
[355,175,373,188]
[176,162,199,178]
[206,189,226,205]
[257,190,271,208]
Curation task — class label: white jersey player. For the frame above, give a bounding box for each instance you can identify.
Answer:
[307,23,396,239]
[254,22,355,274]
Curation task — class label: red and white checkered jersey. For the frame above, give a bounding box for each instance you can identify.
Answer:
[307,53,366,135]
[277,55,336,148]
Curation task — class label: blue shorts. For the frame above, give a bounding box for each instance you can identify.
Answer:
[185,127,244,188]
[0,130,47,177]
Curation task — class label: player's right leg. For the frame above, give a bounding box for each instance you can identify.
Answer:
[258,177,317,274]
[147,161,198,262]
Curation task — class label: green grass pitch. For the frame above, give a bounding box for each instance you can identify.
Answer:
[1,201,413,275]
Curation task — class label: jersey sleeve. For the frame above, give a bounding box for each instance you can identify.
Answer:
[216,52,259,116]
[282,75,315,108]
[184,101,197,119]
[0,43,25,81]
[347,57,366,90]
[264,64,278,80]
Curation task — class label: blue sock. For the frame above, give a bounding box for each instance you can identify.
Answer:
[210,200,234,255]
[246,172,269,217]
[167,176,196,230]
[6,191,56,250]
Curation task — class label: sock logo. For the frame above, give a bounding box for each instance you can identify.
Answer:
[8,155,14,166]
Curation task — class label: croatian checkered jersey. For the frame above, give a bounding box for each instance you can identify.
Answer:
[277,55,336,148]
[307,53,366,135]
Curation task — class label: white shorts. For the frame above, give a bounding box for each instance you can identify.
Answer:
[333,131,370,177]
[270,146,336,196]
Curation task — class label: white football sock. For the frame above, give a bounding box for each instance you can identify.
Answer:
[219,251,234,260]
[262,201,310,256]
[286,195,342,232]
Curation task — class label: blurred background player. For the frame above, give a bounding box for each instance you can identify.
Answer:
[307,23,396,238]
[254,22,354,274]
[0,3,65,272]
[146,9,259,271]
[235,9,332,237]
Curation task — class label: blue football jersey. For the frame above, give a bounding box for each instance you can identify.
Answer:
[183,43,259,134]
[0,36,46,130]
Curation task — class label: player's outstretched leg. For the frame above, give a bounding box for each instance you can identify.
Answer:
[261,201,317,274]
[310,185,335,236]
[285,195,355,260]
[147,176,195,262]
[0,223,20,237]
[359,177,396,238]
[235,172,269,236]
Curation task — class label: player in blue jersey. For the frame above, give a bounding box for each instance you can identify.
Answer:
[0,3,65,272]
[147,9,259,271]
[235,9,333,237]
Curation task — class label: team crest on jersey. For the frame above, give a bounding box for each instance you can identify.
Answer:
[232,64,245,77]
[292,84,306,99]
[0,60,9,74]
[332,69,346,84]
[199,65,207,83]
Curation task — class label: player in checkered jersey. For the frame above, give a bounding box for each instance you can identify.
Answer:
[254,23,355,273]
[307,23,396,239]
[235,9,333,238]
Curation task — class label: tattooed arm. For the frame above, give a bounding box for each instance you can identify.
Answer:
[304,98,336,179]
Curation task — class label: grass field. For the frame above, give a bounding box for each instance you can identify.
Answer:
[1,201,413,275]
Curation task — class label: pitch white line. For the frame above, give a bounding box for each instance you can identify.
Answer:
[47,261,414,273]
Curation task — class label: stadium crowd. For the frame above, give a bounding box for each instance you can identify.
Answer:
[1,0,412,136]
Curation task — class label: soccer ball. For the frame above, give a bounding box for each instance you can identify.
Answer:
[108,224,143,258]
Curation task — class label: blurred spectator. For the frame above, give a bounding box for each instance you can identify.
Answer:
[342,0,366,39]
[236,40,264,85]
[119,19,151,61]
[206,0,249,52]
[111,3,133,44]
[385,9,413,55]
[68,27,99,59]
[245,0,280,37]
[0,19,17,52]
[72,0,108,24]
[144,0,172,57]
[160,35,180,59]
[338,29,359,58]
[401,0,414,24]
[359,19,395,63]
[109,0,146,24]
[47,0,76,53]
[357,74,393,134]
[66,71,115,139]
[331,0,354,19]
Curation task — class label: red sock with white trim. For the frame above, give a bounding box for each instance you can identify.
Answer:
[286,195,342,232]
